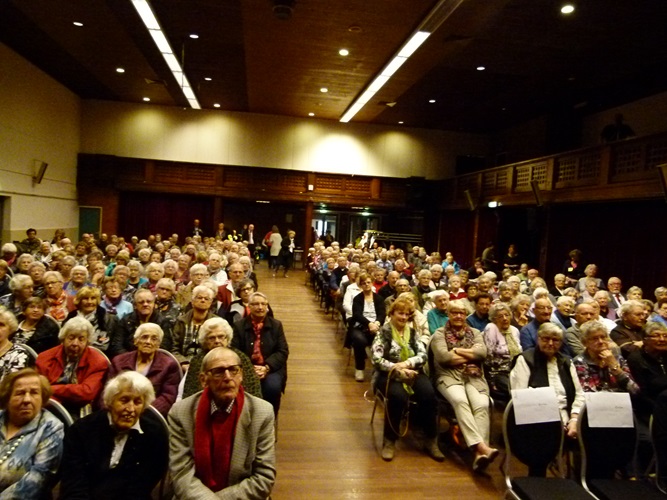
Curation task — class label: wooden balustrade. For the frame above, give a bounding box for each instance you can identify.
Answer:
[443,132,667,209]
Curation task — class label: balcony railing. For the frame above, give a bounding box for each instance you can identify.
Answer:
[443,132,667,209]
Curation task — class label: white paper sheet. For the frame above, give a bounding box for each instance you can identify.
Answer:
[511,387,561,425]
[584,392,634,428]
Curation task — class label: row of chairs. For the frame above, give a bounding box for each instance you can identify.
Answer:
[503,400,666,499]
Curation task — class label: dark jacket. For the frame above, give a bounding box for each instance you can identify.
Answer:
[110,310,171,359]
[14,314,60,354]
[232,315,289,391]
[351,292,386,330]
[513,348,576,413]
[63,307,120,354]
[60,409,168,499]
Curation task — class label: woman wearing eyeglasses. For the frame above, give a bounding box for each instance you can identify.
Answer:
[510,322,585,464]
[109,323,181,416]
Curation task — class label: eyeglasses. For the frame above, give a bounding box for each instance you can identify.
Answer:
[207,365,242,378]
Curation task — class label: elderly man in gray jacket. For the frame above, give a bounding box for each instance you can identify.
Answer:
[168,347,276,499]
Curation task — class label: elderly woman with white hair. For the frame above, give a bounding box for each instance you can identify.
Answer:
[36,316,109,417]
[60,371,168,498]
[14,253,34,276]
[0,274,34,317]
[42,270,68,324]
[182,317,262,399]
[551,295,576,332]
[172,285,217,360]
[411,269,433,311]
[142,261,164,293]
[511,322,585,444]
[0,306,31,382]
[109,323,181,415]
[483,302,520,403]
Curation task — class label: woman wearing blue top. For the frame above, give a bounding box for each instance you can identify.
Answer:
[0,368,64,498]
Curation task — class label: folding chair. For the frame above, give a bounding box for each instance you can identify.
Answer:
[503,400,593,499]
[578,404,664,500]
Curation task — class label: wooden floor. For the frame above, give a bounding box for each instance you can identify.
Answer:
[258,264,507,499]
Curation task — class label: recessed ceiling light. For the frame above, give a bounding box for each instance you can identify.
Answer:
[339,49,349,56]
[204,77,212,81]
[213,103,220,108]
[477,66,485,71]
[320,87,328,93]
[189,34,199,39]
[561,4,575,14]
[398,121,404,124]
[429,99,436,103]
[143,97,150,102]
[308,113,315,117]
[116,67,125,73]
[73,21,83,27]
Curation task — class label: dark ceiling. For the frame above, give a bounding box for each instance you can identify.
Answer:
[2,0,667,134]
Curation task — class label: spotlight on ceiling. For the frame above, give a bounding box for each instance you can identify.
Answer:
[272,0,295,20]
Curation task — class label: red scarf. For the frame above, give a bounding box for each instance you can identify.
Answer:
[194,386,245,491]
[251,319,264,365]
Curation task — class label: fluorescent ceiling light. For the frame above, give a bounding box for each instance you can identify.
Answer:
[340,0,462,123]
[163,53,182,72]
[149,30,172,54]
[339,49,349,56]
[131,0,200,109]
[367,75,390,93]
[397,31,430,58]
[131,0,160,30]
[381,56,407,77]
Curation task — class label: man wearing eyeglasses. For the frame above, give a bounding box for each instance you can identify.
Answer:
[168,346,276,499]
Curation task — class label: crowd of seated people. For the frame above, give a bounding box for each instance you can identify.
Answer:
[0,225,288,498]
[307,239,667,482]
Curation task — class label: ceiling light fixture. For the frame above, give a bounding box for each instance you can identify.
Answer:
[73,21,83,27]
[429,99,436,103]
[561,4,575,14]
[398,121,404,124]
[143,97,150,102]
[213,103,220,108]
[339,49,349,56]
[116,67,125,73]
[189,34,199,39]
[340,0,464,123]
[308,112,315,116]
[320,87,328,93]
[130,0,200,109]
[476,65,485,71]
[204,77,212,81]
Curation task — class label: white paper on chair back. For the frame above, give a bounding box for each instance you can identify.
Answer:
[584,392,634,428]
[511,387,560,425]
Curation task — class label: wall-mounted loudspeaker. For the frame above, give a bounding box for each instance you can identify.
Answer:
[33,160,48,184]
[530,180,543,207]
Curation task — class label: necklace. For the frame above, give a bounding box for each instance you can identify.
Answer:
[0,434,25,466]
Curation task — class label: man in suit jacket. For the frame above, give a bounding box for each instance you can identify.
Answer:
[607,276,626,310]
[168,347,276,499]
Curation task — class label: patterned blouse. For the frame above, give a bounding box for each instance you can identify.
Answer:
[573,352,640,394]
[0,345,31,382]
[0,410,64,497]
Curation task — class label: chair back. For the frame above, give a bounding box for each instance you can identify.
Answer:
[15,343,38,367]
[88,345,112,367]
[45,398,75,427]
[577,403,637,482]
[503,399,564,486]
[651,415,667,494]
[158,348,184,378]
